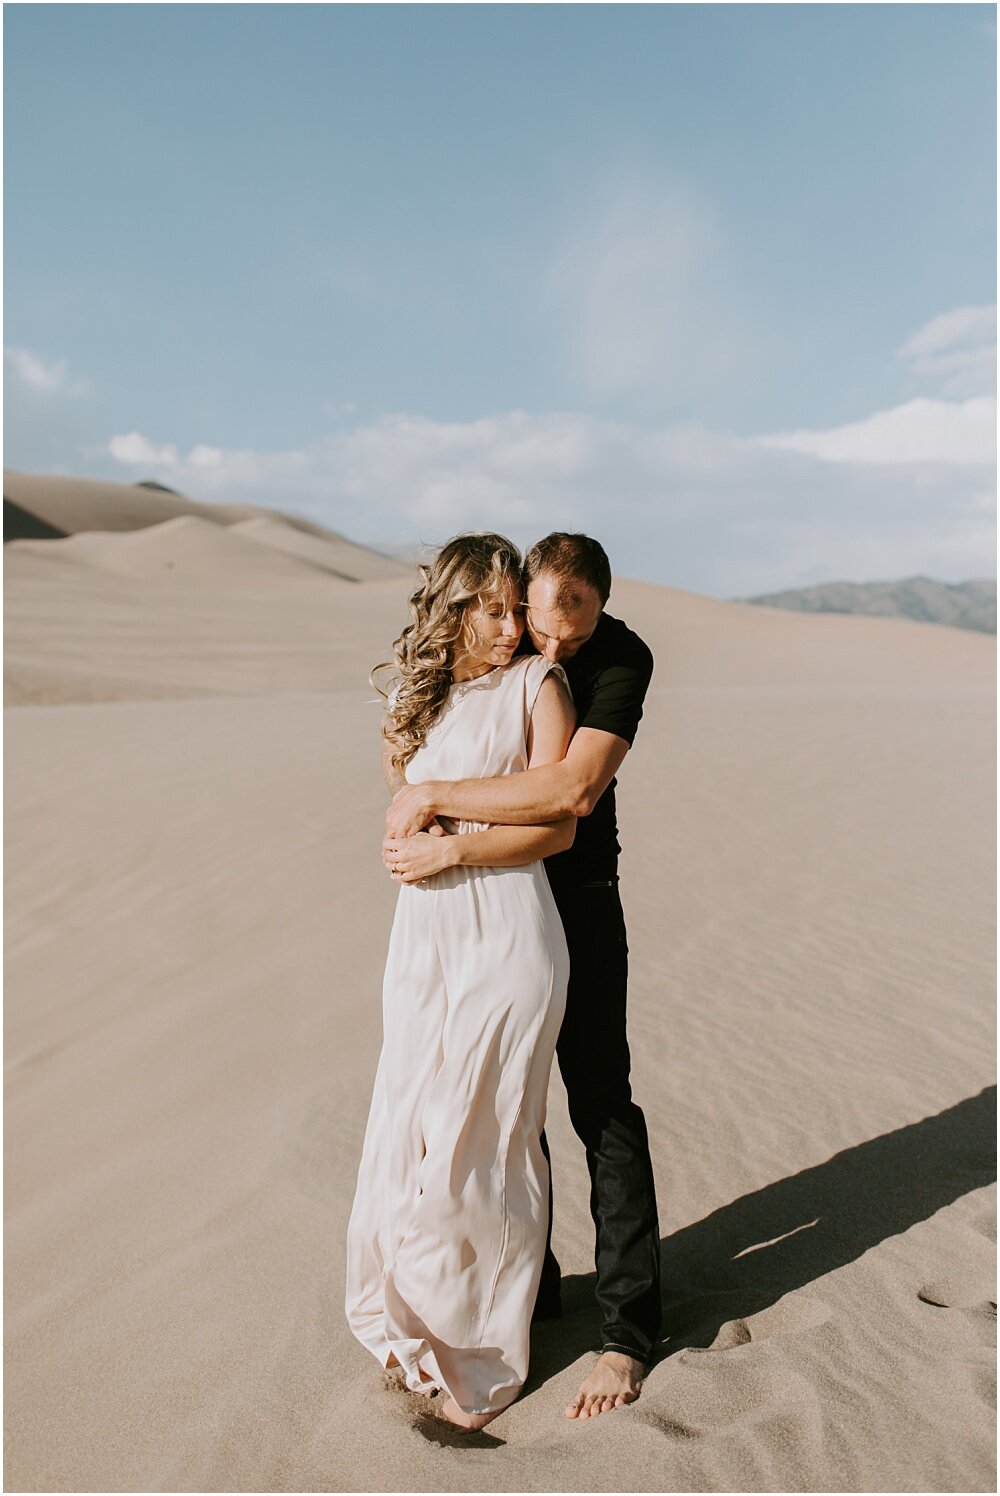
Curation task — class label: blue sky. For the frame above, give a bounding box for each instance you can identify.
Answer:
[5,3,996,595]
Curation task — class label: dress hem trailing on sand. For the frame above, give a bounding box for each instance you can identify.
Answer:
[345,654,570,1415]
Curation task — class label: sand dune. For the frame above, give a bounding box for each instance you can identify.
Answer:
[35,514,348,589]
[4,506,996,1492]
[4,469,231,534]
[3,497,68,541]
[3,470,410,580]
[231,516,409,582]
[4,539,404,706]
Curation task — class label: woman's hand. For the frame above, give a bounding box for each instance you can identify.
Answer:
[382,828,458,884]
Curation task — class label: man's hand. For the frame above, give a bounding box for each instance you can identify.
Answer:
[386,782,439,838]
[382,830,457,884]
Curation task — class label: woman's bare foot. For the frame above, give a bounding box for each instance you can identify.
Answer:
[565,1351,645,1419]
[441,1396,504,1430]
[386,1354,438,1395]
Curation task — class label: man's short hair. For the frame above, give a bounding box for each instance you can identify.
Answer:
[523,532,612,609]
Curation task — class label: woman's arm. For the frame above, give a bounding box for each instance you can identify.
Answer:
[383,671,577,883]
[453,817,575,865]
[384,818,575,883]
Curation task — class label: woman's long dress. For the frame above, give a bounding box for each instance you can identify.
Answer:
[345,653,570,1416]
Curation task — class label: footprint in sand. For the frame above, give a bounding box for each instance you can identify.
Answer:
[637,1294,832,1440]
[917,1278,996,1313]
[685,1291,834,1353]
[968,1207,996,1243]
[917,1279,997,1347]
[966,1361,996,1408]
[641,1352,821,1439]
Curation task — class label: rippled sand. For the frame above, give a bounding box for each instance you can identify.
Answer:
[5,474,995,1492]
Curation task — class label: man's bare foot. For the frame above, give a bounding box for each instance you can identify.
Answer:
[565,1351,645,1419]
[441,1396,504,1430]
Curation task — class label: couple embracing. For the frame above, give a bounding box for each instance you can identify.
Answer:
[345,531,661,1430]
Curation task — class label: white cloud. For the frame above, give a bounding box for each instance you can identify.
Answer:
[901,305,995,358]
[108,432,179,465]
[897,305,996,398]
[187,444,223,467]
[92,407,994,597]
[335,412,601,525]
[4,346,85,395]
[107,430,311,491]
[755,309,997,478]
[756,396,996,467]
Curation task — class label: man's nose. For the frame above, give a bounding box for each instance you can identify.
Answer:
[544,640,562,662]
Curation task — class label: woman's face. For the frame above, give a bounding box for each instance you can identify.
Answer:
[457,578,524,674]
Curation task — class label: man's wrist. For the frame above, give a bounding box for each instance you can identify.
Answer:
[416,781,440,819]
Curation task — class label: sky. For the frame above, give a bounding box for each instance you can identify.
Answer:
[4,3,996,596]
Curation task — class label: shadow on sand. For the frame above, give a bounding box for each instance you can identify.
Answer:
[528,1085,996,1383]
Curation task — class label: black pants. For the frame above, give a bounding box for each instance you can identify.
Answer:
[537,879,662,1362]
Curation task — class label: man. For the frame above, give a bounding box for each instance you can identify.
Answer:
[385,532,661,1421]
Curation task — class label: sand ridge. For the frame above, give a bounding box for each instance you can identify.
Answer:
[12,515,347,589]
[4,467,411,577]
[230,517,413,583]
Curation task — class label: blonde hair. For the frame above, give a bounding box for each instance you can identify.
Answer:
[373,532,523,773]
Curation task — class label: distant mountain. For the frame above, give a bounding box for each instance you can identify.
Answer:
[741,577,996,634]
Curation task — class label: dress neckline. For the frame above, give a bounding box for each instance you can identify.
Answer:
[449,662,506,696]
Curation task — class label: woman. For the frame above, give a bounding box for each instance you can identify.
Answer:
[345,532,576,1431]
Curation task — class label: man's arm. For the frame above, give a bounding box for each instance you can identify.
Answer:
[382,735,450,838]
[382,669,578,878]
[385,726,629,837]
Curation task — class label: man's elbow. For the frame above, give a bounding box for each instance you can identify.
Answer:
[569,783,600,818]
[545,763,598,819]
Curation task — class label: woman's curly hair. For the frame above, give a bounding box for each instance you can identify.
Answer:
[372,532,523,774]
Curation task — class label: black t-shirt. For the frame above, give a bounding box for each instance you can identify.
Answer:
[524,612,654,888]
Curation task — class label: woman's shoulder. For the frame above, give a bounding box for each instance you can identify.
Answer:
[493,652,539,688]
[516,653,570,713]
[519,652,569,685]
[508,652,548,685]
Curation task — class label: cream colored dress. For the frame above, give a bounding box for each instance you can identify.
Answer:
[345,653,570,1416]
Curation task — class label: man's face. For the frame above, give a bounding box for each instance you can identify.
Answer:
[524,573,603,663]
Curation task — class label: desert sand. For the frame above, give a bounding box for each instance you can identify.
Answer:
[4,473,996,1493]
